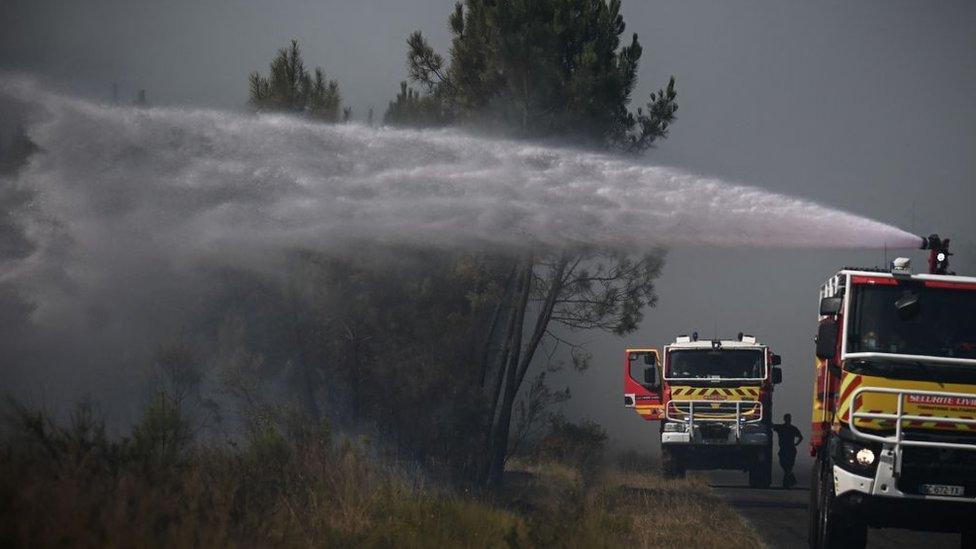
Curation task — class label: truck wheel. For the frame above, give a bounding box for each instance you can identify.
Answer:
[811,458,867,549]
[749,446,773,488]
[749,460,772,488]
[808,462,820,547]
[962,527,976,549]
[661,447,685,478]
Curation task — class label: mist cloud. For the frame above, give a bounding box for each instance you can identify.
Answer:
[2,78,918,308]
[0,76,920,399]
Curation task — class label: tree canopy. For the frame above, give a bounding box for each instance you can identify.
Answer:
[249,40,342,122]
[379,1,676,485]
[387,0,677,152]
[236,9,673,489]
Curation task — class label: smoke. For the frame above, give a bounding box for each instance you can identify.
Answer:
[0,76,919,407]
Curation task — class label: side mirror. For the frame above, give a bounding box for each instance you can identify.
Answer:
[770,354,781,366]
[895,293,920,320]
[819,296,843,316]
[816,320,839,360]
[772,367,783,384]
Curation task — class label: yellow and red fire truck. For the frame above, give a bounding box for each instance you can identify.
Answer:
[625,334,783,486]
[808,235,976,547]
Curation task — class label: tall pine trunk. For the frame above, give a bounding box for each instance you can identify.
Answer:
[486,261,533,486]
[484,256,570,487]
[488,259,533,486]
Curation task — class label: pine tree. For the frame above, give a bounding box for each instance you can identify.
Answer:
[384,1,676,486]
[249,40,342,122]
[391,0,677,152]
[383,81,448,127]
[134,89,148,108]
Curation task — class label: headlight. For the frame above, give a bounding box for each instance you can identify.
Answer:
[663,422,686,432]
[855,448,875,466]
[836,440,880,474]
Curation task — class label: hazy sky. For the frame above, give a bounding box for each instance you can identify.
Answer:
[3,0,975,458]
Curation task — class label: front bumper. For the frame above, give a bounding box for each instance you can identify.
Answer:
[834,445,976,503]
[833,459,975,532]
[661,423,769,446]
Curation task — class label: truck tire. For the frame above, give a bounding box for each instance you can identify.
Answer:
[962,527,976,549]
[661,447,685,478]
[749,460,772,488]
[749,445,773,488]
[810,457,867,549]
[808,462,819,546]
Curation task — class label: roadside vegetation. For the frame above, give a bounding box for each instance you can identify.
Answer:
[0,1,723,545]
[0,398,759,548]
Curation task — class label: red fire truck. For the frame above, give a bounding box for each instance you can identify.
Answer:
[808,235,976,547]
[625,334,783,486]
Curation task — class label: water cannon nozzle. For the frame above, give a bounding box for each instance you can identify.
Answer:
[919,233,952,274]
[920,233,942,250]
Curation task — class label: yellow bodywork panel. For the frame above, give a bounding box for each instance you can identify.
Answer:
[667,385,762,421]
[669,386,760,401]
[836,372,976,433]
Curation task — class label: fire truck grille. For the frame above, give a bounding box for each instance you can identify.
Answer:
[897,447,976,497]
[699,423,730,441]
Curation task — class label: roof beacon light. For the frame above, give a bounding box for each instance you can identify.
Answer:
[891,257,911,275]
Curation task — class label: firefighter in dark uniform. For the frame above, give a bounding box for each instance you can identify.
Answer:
[772,413,803,488]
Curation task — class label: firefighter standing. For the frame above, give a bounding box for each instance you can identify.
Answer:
[772,413,803,488]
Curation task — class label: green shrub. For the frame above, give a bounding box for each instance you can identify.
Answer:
[533,416,608,476]
[614,448,656,473]
[129,393,193,475]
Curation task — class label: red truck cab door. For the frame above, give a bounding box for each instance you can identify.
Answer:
[624,348,664,421]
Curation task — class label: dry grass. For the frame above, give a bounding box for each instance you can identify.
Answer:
[0,399,530,548]
[505,456,762,549]
[602,469,763,548]
[0,400,759,548]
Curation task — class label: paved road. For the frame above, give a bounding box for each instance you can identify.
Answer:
[709,470,960,548]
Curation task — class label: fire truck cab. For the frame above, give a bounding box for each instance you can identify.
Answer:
[808,235,976,548]
[625,334,783,487]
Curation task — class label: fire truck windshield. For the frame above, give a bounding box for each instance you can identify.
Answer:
[666,350,764,380]
[848,284,976,360]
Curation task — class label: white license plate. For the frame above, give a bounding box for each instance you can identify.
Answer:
[920,484,965,497]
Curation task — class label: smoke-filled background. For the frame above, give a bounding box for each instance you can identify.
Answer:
[2,0,975,472]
